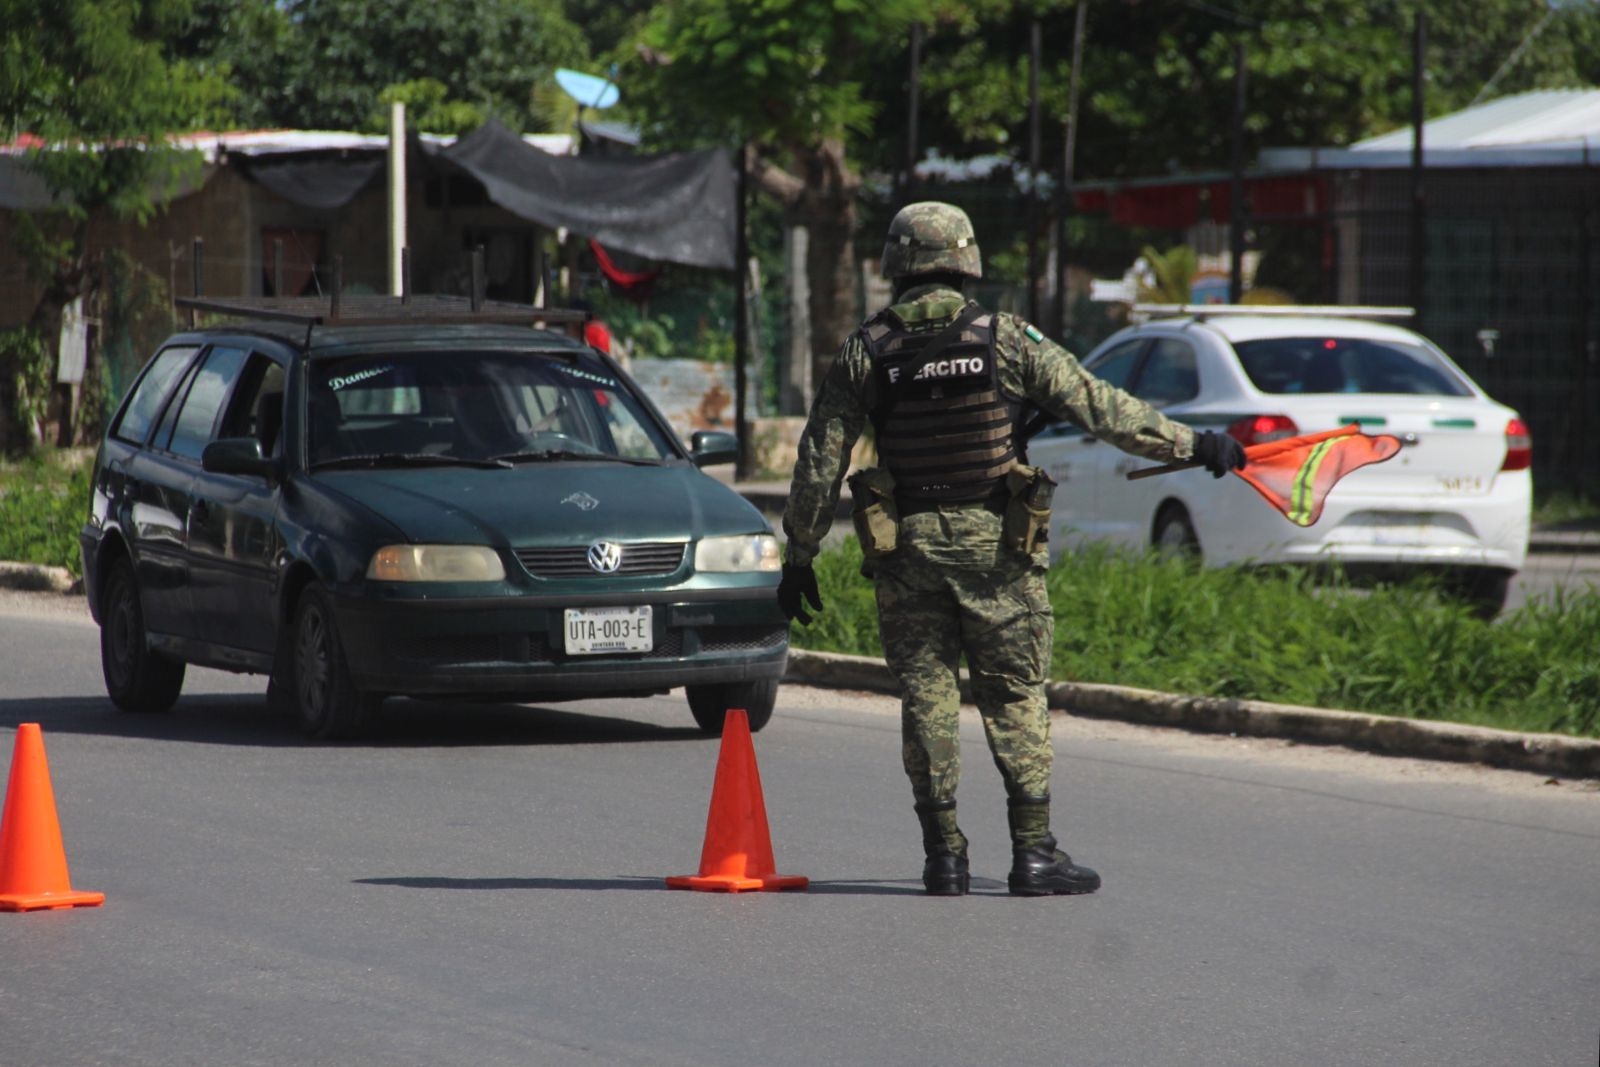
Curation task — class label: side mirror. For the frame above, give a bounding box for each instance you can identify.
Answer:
[690,430,739,468]
[203,437,278,479]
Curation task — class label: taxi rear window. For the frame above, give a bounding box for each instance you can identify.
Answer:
[1234,337,1472,396]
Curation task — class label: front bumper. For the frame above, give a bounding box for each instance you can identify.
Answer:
[334,585,788,699]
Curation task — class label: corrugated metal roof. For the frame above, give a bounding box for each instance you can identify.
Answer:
[1355,89,1600,150]
[3,128,575,160]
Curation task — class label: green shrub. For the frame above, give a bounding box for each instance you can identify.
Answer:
[0,452,92,579]
[792,540,1600,739]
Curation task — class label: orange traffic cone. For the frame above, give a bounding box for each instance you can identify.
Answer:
[0,724,105,912]
[666,708,808,893]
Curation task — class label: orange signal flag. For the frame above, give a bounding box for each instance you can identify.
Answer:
[1235,424,1401,527]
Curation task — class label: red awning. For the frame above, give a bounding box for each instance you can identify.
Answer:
[1074,175,1325,228]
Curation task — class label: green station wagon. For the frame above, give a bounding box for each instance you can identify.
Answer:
[80,294,788,738]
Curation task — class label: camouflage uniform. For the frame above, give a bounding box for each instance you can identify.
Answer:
[781,201,1197,891]
[782,290,1195,838]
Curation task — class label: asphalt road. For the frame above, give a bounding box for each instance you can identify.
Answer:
[1510,549,1600,612]
[1,601,1597,1067]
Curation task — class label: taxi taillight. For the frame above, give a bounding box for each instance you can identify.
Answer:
[1227,414,1299,447]
[1502,417,1532,471]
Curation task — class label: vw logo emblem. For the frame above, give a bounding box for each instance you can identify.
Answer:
[587,541,623,573]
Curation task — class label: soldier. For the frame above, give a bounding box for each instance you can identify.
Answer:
[777,201,1244,897]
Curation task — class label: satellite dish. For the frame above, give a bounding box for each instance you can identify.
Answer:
[555,68,620,110]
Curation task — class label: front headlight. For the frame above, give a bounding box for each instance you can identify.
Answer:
[694,533,780,573]
[367,544,506,582]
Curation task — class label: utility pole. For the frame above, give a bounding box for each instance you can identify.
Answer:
[1052,1,1088,340]
[1229,40,1248,304]
[388,102,407,297]
[734,143,751,481]
[905,22,923,205]
[1027,17,1042,324]
[1410,8,1427,322]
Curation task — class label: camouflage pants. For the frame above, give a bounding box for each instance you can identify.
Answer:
[873,504,1055,807]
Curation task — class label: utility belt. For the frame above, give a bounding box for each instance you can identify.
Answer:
[847,464,1055,563]
[897,493,1008,518]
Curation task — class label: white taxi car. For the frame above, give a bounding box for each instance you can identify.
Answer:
[1028,306,1532,615]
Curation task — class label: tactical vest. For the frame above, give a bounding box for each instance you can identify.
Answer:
[863,301,1026,504]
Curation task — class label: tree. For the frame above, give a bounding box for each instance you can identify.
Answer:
[209,0,591,133]
[0,0,229,454]
[855,0,1600,302]
[905,1,1600,185]
[624,0,926,384]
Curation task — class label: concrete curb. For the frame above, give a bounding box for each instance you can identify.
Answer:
[0,561,77,594]
[1526,528,1600,555]
[784,648,1600,781]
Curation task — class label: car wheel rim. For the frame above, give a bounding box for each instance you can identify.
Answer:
[296,607,331,723]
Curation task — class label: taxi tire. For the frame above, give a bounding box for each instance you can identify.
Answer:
[1441,566,1512,621]
[292,584,381,740]
[100,556,186,713]
[686,678,778,736]
[1153,504,1201,562]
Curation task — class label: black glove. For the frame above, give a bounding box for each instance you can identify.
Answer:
[1192,431,1247,479]
[777,563,824,625]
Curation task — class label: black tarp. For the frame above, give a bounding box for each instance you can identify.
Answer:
[0,153,214,210]
[439,119,736,272]
[239,155,384,210]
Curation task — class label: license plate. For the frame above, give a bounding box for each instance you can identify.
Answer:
[563,606,653,655]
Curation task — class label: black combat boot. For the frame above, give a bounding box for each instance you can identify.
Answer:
[914,798,970,896]
[1006,794,1101,897]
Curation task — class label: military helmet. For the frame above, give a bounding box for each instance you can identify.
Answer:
[880,201,983,280]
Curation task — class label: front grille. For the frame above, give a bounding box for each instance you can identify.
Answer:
[699,625,788,654]
[393,632,537,666]
[514,542,687,578]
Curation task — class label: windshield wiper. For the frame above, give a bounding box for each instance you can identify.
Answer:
[310,452,512,471]
[490,449,660,466]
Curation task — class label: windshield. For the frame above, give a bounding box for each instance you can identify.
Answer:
[306,351,677,467]
[1233,336,1473,397]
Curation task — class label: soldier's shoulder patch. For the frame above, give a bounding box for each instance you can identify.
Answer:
[1023,324,1045,343]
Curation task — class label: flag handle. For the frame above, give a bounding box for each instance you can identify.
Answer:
[1128,425,1364,480]
[1127,460,1203,480]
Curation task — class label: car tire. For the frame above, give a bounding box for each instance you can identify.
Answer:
[686,678,778,736]
[99,556,186,713]
[1441,567,1512,620]
[1152,504,1201,562]
[291,585,381,740]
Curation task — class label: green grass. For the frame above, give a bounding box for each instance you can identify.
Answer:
[1532,489,1600,527]
[793,537,1600,740]
[0,449,94,579]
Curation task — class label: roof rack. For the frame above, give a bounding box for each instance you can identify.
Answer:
[174,245,588,344]
[174,293,588,329]
[1133,303,1416,323]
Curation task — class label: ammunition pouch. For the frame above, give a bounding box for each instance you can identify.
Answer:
[847,466,900,560]
[1003,464,1055,556]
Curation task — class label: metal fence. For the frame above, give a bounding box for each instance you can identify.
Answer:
[1334,168,1598,499]
[933,168,1600,500]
